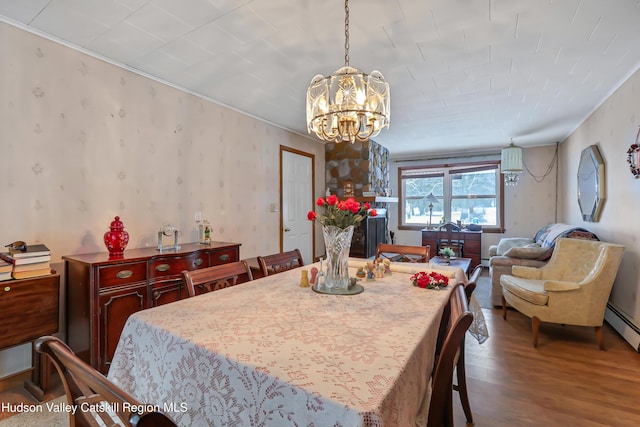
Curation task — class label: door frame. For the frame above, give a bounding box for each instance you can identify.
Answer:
[280,145,315,261]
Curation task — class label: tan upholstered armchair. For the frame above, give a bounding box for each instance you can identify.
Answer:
[500,238,624,349]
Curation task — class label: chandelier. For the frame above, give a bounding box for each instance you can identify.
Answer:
[501,141,523,186]
[306,0,390,143]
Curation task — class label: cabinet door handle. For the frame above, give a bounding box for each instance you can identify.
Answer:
[194,258,203,266]
[218,254,230,262]
[116,270,133,279]
[155,264,171,272]
[3,286,10,292]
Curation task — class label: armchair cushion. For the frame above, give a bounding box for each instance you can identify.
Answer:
[500,276,549,306]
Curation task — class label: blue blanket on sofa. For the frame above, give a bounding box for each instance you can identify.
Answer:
[534,223,599,248]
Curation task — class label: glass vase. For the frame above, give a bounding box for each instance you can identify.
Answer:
[322,225,354,292]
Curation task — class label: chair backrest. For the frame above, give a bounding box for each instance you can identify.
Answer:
[540,237,623,283]
[375,243,430,263]
[428,284,473,427]
[465,264,483,302]
[35,336,177,427]
[182,261,253,297]
[437,223,464,256]
[257,249,304,277]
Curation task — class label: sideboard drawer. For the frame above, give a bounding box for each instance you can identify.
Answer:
[210,248,239,265]
[149,253,210,279]
[98,262,147,287]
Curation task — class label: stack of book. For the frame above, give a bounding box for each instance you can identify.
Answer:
[0,243,52,279]
[0,257,11,281]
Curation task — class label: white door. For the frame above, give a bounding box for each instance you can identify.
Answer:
[282,149,314,265]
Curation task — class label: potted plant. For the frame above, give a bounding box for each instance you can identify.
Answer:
[439,247,456,264]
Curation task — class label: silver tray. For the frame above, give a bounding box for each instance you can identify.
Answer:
[312,283,364,295]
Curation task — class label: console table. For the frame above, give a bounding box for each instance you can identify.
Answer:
[64,242,240,373]
[421,228,482,268]
[0,273,59,400]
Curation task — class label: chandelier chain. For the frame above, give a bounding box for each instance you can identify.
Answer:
[344,0,350,66]
[522,142,559,183]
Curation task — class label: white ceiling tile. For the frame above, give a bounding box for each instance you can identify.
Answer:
[213,5,277,45]
[158,37,215,67]
[125,2,193,42]
[29,2,110,46]
[3,0,640,156]
[86,20,165,63]
[151,0,242,28]
[0,0,50,24]
[184,21,245,55]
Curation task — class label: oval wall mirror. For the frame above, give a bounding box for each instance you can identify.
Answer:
[577,145,605,222]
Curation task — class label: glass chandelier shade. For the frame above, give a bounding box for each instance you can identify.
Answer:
[501,143,523,186]
[306,0,390,144]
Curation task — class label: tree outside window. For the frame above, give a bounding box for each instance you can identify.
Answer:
[400,162,502,230]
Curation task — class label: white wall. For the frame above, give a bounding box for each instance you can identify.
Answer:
[0,22,325,377]
[388,145,559,262]
[559,67,640,340]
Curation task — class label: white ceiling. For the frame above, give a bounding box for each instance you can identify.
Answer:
[2,0,640,158]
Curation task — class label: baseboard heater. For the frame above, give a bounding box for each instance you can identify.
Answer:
[605,302,640,352]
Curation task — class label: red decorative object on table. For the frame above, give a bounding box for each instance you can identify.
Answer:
[104,216,129,258]
[410,271,449,289]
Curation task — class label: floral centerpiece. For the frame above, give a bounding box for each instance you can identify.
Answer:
[439,247,455,265]
[307,195,377,291]
[410,271,449,289]
[307,195,377,228]
[439,247,456,258]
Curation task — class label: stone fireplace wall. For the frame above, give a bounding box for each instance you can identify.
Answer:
[325,140,390,197]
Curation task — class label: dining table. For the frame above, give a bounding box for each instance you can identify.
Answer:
[107,259,486,426]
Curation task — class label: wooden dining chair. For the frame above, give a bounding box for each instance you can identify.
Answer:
[437,222,464,257]
[35,335,177,427]
[257,249,304,277]
[429,283,473,427]
[375,243,430,263]
[453,263,483,425]
[182,261,253,297]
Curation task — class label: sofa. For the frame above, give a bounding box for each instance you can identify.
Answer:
[489,223,599,307]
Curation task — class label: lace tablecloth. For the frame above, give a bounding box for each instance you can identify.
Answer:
[347,259,489,344]
[108,262,457,426]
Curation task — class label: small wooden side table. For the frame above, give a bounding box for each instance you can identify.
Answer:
[430,256,472,277]
[0,272,60,401]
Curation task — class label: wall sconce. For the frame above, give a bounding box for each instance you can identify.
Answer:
[501,142,522,186]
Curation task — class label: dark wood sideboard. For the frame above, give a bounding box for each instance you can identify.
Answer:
[0,273,60,400]
[64,242,240,374]
[421,228,482,268]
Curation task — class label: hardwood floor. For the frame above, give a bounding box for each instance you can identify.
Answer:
[454,306,640,426]
[1,300,639,426]
[0,372,63,422]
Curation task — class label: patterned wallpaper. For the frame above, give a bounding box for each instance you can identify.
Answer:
[559,68,640,334]
[0,21,325,265]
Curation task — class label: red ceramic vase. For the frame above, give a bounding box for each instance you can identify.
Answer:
[104,216,129,258]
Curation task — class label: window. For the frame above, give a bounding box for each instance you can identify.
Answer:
[399,162,503,231]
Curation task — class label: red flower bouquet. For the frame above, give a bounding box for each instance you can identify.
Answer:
[410,271,449,289]
[307,195,377,229]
